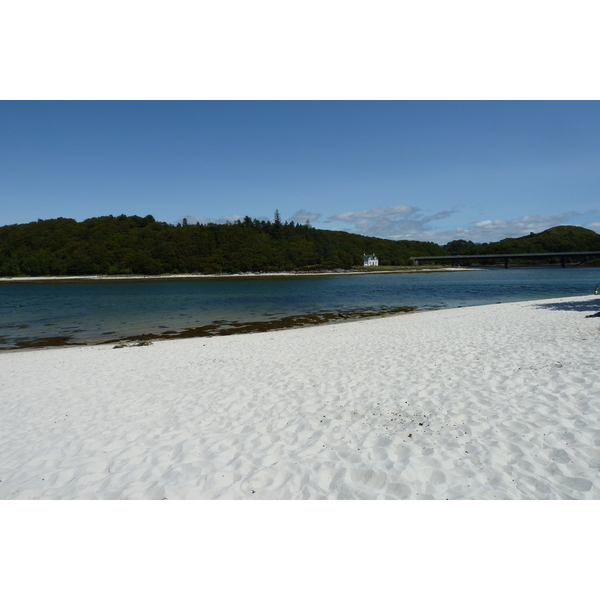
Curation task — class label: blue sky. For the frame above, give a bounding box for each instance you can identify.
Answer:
[2,100,599,244]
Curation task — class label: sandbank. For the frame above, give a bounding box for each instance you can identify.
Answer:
[0,266,471,283]
[1,295,599,499]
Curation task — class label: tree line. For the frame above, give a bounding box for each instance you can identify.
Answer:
[0,214,443,276]
[2,215,598,277]
[442,226,600,265]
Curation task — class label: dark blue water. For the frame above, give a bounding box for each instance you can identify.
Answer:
[1,268,600,349]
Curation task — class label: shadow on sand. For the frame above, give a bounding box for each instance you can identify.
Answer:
[534,297,600,313]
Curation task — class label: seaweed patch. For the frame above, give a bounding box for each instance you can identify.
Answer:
[101,305,417,346]
[0,336,82,350]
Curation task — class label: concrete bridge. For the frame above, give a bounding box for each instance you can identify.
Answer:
[410,250,600,268]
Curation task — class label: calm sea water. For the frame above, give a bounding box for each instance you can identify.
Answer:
[1,268,600,349]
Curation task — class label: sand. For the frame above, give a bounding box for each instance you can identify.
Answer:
[0,266,470,284]
[1,295,599,499]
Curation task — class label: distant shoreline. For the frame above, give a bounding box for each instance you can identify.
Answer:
[0,266,473,283]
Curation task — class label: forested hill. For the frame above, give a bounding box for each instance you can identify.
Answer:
[0,214,444,276]
[443,226,600,256]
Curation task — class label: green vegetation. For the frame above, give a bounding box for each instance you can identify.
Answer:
[3,216,598,277]
[0,214,443,276]
[452,226,600,255]
[439,226,600,267]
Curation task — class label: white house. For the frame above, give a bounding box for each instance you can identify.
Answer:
[363,254,378,266]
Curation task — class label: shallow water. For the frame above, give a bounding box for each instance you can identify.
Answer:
[1,267,599,349]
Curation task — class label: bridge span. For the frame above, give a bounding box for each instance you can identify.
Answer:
[410,250,600,268]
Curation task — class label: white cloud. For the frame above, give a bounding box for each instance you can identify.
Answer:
[324,204,456,240]
[419,212,599,244]
[179,214,246,225]
[290,209,321,223]
[328,205,415,223]
[179,208,600,244]
[179,215,210,225]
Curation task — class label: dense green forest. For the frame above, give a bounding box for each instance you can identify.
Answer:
[444,226,600,256]
[0,214,443,276]
[2,216,599,277]
[440,226,600,267]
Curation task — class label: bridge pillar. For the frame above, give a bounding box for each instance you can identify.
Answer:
[504,258,509,269]
[561,256,567,268]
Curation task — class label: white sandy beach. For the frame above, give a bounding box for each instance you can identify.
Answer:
[1,295,600,499]
[0,267,470,283]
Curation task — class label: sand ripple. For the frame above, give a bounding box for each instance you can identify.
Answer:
[1,295,600,499]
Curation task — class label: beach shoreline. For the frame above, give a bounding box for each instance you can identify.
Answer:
[1,304,420,352]
[0,266,473,283]
[2,294,599,499]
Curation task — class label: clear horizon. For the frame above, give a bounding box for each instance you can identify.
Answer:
[2,101,599,244]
